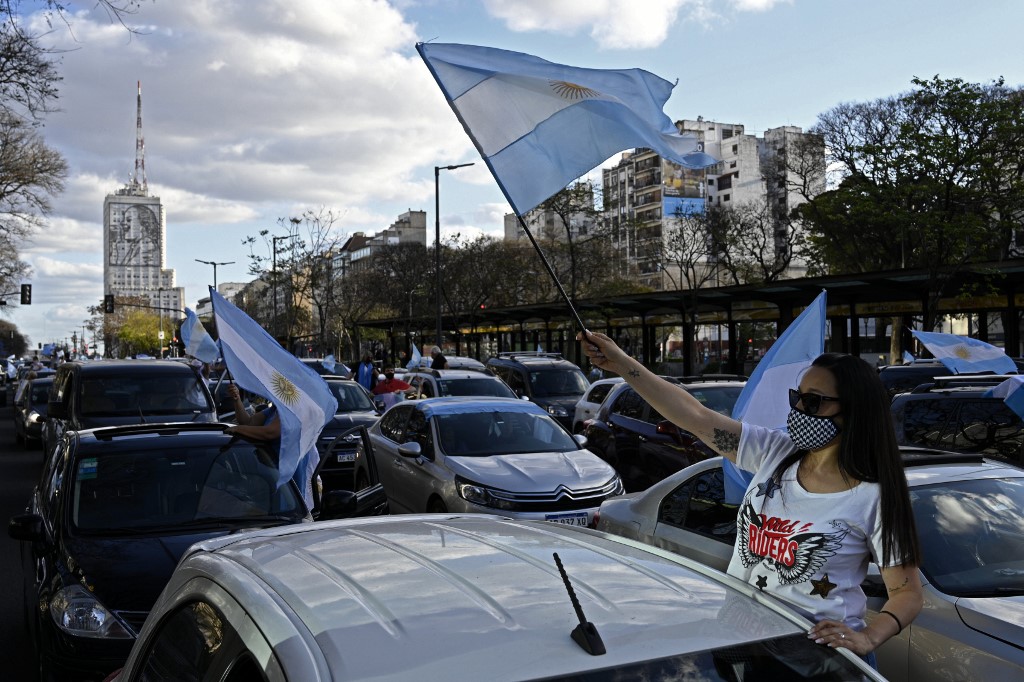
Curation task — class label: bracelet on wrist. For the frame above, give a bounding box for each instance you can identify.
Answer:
[879,609,903,632]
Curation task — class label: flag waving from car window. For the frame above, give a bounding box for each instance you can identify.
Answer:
[417,42,717,216]
[408,343,422,369]
[182,307,219,363]
[210,289,338,492]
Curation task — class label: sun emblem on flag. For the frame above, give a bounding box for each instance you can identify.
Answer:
[271,371,300,406]
[549,80,601,100]
[953,345,972,360]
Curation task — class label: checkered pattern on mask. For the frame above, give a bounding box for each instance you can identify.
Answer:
[786,408,839,451]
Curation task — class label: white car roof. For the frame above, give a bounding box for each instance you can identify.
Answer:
[169,514,851,681]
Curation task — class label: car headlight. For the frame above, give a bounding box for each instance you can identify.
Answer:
[49,585,133,639]
[546,405,569,417]
[456,478,517,511]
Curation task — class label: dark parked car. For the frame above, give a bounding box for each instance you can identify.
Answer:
[9,421,388,681]
[315,377,382,492]
[891,374,1024,465]
[13,376,54,449]
[878,360,952,398]
[43,359,217,456]
[486,352,590,429]
[584,376,746,492]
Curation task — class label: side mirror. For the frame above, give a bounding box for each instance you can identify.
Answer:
[319,490,359,520]
[573,433,588,449]
[8,513,45,542]
[397,441,423,459]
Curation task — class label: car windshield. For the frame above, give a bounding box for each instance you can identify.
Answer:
[328,382,375,412]
[529,368,589,397]
[69,443,305,532]
[30,382,52,405]
[911,476,1024,597]
[435,410,578,456]
[437,377,517,398]
[685,385,744,416]
[534,632,866,680]
[81,376,214,416]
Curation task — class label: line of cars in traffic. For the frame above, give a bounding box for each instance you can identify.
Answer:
[7,349,1024,680]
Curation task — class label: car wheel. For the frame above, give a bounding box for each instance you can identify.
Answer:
[427,497,448,514]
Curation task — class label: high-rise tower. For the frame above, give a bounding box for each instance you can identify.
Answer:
[102,82,183,328]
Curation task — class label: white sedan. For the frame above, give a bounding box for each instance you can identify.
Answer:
[571,376,624,433]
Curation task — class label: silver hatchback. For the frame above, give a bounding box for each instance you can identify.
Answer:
[359,397,623,526]
[596,449,1024,681]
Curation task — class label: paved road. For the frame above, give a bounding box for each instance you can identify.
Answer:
[0,390,45,681]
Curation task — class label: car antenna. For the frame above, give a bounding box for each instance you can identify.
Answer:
[137,404,147,424]
[552,552,606,656]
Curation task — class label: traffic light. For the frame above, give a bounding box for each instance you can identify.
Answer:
[20,284,31,305]
[104,294,115,314]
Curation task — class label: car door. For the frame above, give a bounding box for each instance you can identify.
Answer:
[651,460,735,571]
[370,404,414,506]
[604,388,652,492]
[386,408,441,513]
[574,381,615,432]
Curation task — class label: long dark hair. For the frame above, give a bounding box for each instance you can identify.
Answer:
[770,353,920,567]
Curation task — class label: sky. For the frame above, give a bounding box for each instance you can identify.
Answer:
[6,0,1024,351]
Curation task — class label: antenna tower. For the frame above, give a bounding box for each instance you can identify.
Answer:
[130,80,148,195]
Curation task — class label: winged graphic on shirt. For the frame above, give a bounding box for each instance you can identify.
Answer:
[736,498,850,585]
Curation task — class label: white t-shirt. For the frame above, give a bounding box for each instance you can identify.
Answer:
[726,422,889,630]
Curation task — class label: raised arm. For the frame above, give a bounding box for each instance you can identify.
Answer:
[578,331,743,461]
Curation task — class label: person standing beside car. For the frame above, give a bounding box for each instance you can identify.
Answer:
[430,345,448,370]
[579,331,922,665]
[350,354,377,392]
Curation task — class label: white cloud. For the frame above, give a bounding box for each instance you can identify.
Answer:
[482,0,792,48]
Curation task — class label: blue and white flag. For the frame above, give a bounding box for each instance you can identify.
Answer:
[322,354,336,374]
[984,375,1024,420]
[909,330,1017,375]
[902,350,915,365]
[181,307,219,363]
[407,343,422,369]
[733,290,828,431]
[418,42,718,216]
[210,289,338,493]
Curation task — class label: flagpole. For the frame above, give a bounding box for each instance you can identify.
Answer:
[515,213,587,332]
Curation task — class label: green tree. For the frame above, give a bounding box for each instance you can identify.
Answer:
[798,76,1024,329]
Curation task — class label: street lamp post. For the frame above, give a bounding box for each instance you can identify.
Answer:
[434,162,474,347]
[158,286,164,358]
[271,236,289,340]
[195,259,235,291]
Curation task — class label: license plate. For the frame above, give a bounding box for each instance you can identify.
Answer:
[335,452,356,463]
[545,511,589,526]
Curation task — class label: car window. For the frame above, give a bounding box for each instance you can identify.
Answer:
[900,399,958,449]
[30,381,52,405]
[135,601,266,682]
[70,443,304,531]
[528,368,589,397]
[418,377,436,398]
[404,409,434,458]
[611,388,645,420]
[437,377,516,398]
[80,375,213,416]
[435,410,577,457]
[586,382,615,406]
[379,404,412,442]
[950,400,1024,460]
[501,368,527,394]
[911,476,1024,597]
[328,382,375,412]
[42,441,68,515]
[686,386,743,417]
[658,468,737,545]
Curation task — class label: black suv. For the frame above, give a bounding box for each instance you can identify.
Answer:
[485,352,590,429]
[890,374,1024,465]
[44,360,217,456]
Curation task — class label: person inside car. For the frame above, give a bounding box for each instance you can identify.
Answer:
[579,331,923,668]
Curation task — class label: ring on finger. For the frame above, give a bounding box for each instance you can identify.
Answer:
[839,633,845,639]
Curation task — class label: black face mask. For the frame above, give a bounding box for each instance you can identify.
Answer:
[385,373,394,380]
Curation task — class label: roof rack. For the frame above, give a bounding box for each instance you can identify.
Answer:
[676,374,748,384]
[89,422,230,441]
[495,351,565,360]
[911,374,1016,393]
[898,447,986,467]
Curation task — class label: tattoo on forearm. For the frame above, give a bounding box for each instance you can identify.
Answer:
[628,369,640,378]
[887,577,909,594]
[713,428,739,453]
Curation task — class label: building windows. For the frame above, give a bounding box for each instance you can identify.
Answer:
[732,144,738,154]
[723,194,731,202]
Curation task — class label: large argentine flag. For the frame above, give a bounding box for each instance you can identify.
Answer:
[732,290,828,430]
[910,330,1017,375]
[417,42,718,216]
[181,307,219,363]
[210,289,338,492]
